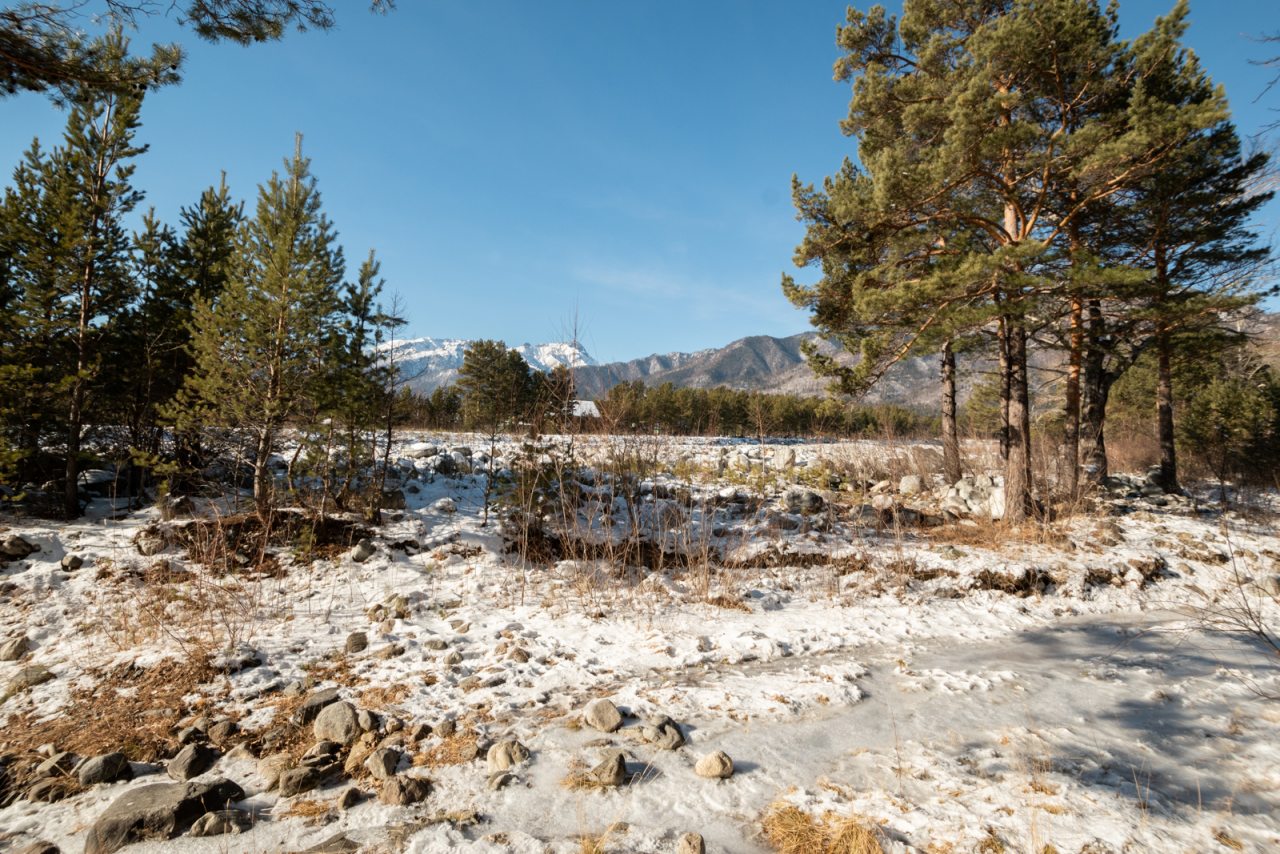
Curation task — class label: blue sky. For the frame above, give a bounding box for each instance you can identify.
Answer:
[2,1,1278,362]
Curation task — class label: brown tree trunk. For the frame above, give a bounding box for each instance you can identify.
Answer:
[254,428,274,519]
[998,316,1011,466]
[1063,294,1084,498]
[941,340,962,484]
[1080,300,1110,486]
[1004,322,1033,523]
[1155,330,1179,493]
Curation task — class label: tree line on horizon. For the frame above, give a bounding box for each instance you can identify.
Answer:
[784,0,1278,520]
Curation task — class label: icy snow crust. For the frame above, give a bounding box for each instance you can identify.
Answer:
[1,433,1278,853]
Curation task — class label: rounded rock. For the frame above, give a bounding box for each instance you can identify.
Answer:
[694,750,734,779]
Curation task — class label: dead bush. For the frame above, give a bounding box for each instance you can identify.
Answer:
[761,802,885,854]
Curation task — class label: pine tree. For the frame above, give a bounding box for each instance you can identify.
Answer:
[786,1,1227,519]
[174,136,345,517]
[0,30,155,516]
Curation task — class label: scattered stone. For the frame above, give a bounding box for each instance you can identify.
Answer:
[351,539,376,563]
[84,778,245,854]
[408,723,432,742]
[363,747,400,780]
[9,664,53,693]
[345,632,368,654]
[35,751,79,778]
[313,701,361,746]
[0,635,29,661]
[277,766,325,797]
[257,754,293,790]
[296,833,360,854]
[60,554,83,571]
[188,809,251,837]
[783,487,825,515]
[508,646,530,663]
[587,751,626,787]
[694,750,734,779]
[677,832,706,854]
[26,778,73,802]
[292,687,341,726]
[899,474,923,496]
[15,842,60,854]
[78,752,133,786]
[444,650,463,666]
[434,719,457,739]
[432,497,457,514]
[583,698,623,733]
[487,771,514,791]
[423,638,447,651]
[338,785,364,810]
[379,775,431,806]
[375,643,405,660]
[133,529,166,557]
[1,534,38,560]
[168,743,218,781]
[206,720,239,746]
[486,739,530,772]
[640,715,684,750]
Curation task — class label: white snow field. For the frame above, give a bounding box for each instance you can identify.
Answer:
[1,433,1278,853]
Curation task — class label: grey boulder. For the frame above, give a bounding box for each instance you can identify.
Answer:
[84,778,244,854]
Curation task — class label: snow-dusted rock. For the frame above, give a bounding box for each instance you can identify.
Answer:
[379,775,431,805]
[583,698,623,733]
[678,833,706,854]
[694,750,734,779]
[168,743,218,781]
[0,635,28,661]
[84,778,245,854]
[188,809,251,837]
[78,752,133,786]
[313,701,361,745]
[350,538,376,563]
[486,739,530,772]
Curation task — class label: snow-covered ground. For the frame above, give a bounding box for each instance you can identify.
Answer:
[1,433,1278,853]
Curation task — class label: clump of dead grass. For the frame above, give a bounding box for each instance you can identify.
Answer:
[281,797,334,824]
[761,802,885,854]
[1,657,219,765]
[413,730,480,767]
[358,683,410,709]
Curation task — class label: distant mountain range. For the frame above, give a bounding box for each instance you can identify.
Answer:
[392,332,952,407]
[385,337,595,393]
[391,311,1276,407]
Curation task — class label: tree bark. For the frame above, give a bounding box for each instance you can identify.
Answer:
[1004,321,1033,523]
[1155,329,1179,493]
[1080,301,1110,486]
[941,340,962,484]
[998,316,1011,466]
[1062,294,1084,498]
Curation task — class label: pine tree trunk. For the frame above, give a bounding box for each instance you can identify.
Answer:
[1155,330,1179,493]
[1062,294,1084,498]
[1080,301,1110,486]
[941,340,961,484]
[1004,322,1033,523]
[998,316,1011,466]
[254,428,274,518]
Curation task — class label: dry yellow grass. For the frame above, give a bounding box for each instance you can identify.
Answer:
[413,730,480,767]
[358,683,410,708]
[761,803,885,854]
[280,797,333,824]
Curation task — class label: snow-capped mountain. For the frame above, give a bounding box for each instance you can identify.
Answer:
[381,337,596,392]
